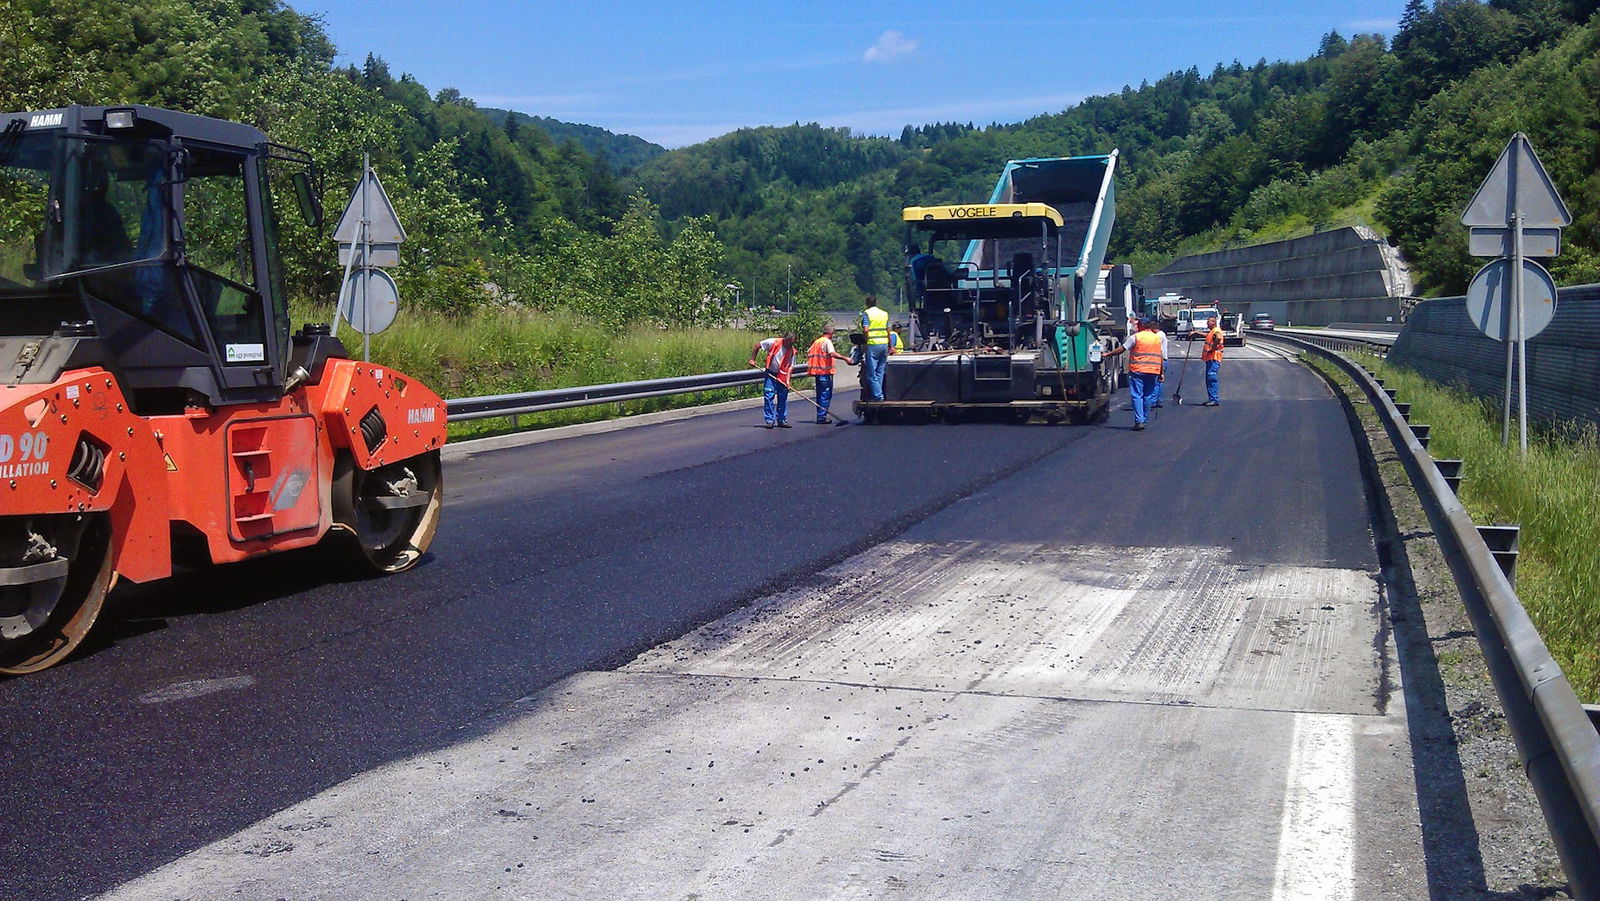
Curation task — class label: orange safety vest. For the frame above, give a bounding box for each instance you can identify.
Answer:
[1202,327,1224,362]
[1129,330,1164,375]
[806,337,836,375]
[762,338,795,385]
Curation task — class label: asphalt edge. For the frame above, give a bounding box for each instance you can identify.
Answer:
[441,395,770,462]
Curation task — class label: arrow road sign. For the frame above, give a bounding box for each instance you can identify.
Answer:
[1460,133,1572,228]
[1465,257,1557,342]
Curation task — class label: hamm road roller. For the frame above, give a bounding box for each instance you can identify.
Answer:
[0,105,445,674]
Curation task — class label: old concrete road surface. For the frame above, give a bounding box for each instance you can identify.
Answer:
[20,351,1443,898]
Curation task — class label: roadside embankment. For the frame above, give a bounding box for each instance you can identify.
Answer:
[1359,354,1600,704]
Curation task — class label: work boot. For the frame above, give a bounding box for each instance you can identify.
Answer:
[777,422,792,428]
[764,423,774,429]
[1134,422,1145,431]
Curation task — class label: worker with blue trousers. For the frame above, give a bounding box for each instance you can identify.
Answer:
[1103,317,1167,431]
[860,294,891,403]
[749,332,798,428]
[1148,324,1171,408]
[1201,315,1224,406]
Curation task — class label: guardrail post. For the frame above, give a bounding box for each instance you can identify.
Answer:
[1383,388,1398,400]
[1410,423,1431,447]
[1395,402,1411,419]
[1586,705,1600,735]
[1434,459,1463,495]
[1477,524,1521,587]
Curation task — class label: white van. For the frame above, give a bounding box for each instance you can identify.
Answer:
[1220,311,1246,347]
[1176,306,1220,340]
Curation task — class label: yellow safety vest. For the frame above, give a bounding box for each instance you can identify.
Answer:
[864,307,890,346]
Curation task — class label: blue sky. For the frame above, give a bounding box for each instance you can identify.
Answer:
[301,0,1403,148]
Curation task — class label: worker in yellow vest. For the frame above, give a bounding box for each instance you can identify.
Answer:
[1103,317,1167,431]
[860,294,891,402]
[1201,315,1224,406]
[805,325,851,423]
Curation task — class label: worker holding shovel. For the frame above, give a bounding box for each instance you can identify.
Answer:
[804,325,852,424]
[749,332,798,428]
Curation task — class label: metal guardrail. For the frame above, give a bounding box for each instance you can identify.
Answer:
[446,364,812,422]
[1262,332,1600,898]
[1277,329,1395,357]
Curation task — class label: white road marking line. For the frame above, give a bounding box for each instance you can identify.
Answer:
[1272,712,1356,900]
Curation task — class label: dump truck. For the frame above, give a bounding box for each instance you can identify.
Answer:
[0,105,446,674]
[859,153,1119,424]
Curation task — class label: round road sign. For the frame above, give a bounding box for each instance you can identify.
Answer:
[338,267,400,335]
[1464,257,1556,342]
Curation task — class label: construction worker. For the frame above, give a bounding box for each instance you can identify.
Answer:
[805,325,851,424]
[1148,325,1171,409]
[1201,315,1224,406]
[889,329,905,354]
[861,294,891,402]
[1103,317,1167,431]
[749,332,798,428]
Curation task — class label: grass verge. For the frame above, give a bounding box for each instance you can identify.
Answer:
[295,304,781,439]
[1316,352,1599,703]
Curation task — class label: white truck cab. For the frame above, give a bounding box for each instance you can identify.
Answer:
[1177,307,1220,340]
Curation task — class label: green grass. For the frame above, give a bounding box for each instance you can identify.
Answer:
[293,302,776,439]
[1351,354,1600,703]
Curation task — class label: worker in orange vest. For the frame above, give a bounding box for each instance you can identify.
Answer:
[749,332,798,428]
[1103,317,1167,431]
[1201,315,1224,406]
[805,325,851,424]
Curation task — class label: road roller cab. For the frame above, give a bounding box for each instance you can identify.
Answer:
[0,106,446,674]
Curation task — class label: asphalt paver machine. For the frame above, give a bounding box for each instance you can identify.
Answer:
[859,153,1119,424]
[0,106,446,673]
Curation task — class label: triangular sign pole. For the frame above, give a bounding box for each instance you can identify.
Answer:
[1460,132,1572,229]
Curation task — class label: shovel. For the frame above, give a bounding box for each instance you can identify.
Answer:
[1173,330,1195,405]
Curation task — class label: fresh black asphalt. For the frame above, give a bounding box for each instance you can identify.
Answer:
[0,354,1373,898]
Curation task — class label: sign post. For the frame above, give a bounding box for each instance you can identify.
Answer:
[1459,133,1570,455]
[331,155,407,359]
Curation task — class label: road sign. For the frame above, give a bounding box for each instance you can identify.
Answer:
[1464,257,1556,342]
[1460,133,1572,228]
[338,267,400,335]
[1469,226,1560,258]
[333,168,406,268]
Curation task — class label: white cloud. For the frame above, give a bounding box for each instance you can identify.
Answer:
[863,30,918,63]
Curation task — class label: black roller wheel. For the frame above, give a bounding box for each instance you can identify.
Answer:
[333,451,443,574]
[0,513,114,675]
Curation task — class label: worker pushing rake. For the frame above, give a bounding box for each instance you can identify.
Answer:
[749,329,851,428]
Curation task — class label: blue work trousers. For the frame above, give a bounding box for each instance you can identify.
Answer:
[1206,360,1221,403]
[763,376,789,424]
[1128,371,1159,425]
[813,373,833,421]
[1150,373,1163,407]
[863,344,889,401]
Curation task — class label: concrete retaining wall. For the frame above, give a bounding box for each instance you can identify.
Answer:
[1143,226,1412,326]
[1388,284,1600,430]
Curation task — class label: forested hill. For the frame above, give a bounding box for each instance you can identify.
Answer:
[4,0,1600,322]
[633,0,1600,301]
[479,109,665,173]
